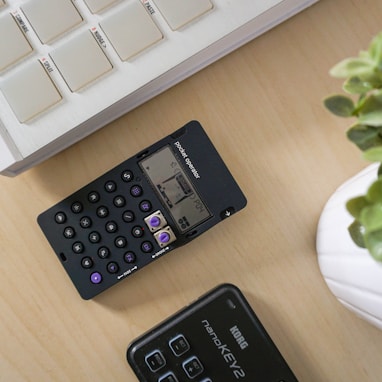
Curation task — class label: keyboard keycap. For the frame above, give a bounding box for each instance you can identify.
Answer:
[50,31,113,92]
[0,61,62,122]
[0,13,33,71]
[83,0,117,14]
[100,1,163,61]
[153,0,213,30]
[182,356,204,379]
[21,0,83,43]
[159,373,178,382]
[169,334,190,356]
[145,350,166,372]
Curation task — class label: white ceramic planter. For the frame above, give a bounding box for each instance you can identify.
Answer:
[317,163,382,330]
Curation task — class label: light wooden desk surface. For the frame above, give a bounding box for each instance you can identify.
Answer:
[2,0,382,380]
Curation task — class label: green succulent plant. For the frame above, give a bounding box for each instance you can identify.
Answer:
[324,32,382,262]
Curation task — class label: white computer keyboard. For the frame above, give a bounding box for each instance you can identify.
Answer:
[0,0,318,176]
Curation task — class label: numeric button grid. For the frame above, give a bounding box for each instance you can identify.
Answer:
[42,164,167,299]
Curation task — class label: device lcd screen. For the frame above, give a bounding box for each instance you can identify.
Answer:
[140,146,210,232]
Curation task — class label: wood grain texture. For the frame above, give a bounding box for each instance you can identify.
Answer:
[1,0,382,380]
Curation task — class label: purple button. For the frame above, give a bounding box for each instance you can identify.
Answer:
[158,232,170,244]
[107,262,119,274]
[90,272,102,284]
[150,216,161,228]
[124,251,136,264]
[130,185,143,197]
[141,241,153,253]
[139,200,152,212]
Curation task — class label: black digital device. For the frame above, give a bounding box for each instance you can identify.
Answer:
[37,121,247,299]
[127,284,298,382]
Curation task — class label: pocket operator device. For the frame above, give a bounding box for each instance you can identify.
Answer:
[38,121,247,299]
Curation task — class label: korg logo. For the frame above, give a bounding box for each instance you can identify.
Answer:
[202,320,246,379]
[230,325,249,350]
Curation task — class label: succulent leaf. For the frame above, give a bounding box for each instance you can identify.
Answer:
[363,146,382,162]
[343,76,373,94]
[360,203,382,231]
[329,57,375,78]
[366,179,382,203]
[348,220,366,248]
[346,124,382,151]
[323,95,355,117]
[346,196,370,219]
[365,229,382,261]
[368,32,382,68]
[358,93,382,126]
